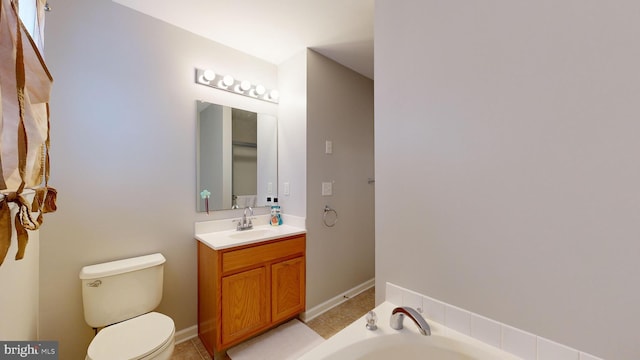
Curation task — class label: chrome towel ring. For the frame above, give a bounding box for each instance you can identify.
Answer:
[323,205,338,227]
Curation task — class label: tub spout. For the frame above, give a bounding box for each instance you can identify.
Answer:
[390,306,431,336]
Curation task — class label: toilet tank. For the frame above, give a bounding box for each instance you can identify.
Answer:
[79,253,166,328]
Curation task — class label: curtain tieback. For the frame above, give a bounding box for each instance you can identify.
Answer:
[0,191,42,266]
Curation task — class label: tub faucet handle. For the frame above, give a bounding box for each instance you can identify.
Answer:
[365,310,378,330]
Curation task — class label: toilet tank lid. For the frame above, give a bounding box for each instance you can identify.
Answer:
[80,253,166,280]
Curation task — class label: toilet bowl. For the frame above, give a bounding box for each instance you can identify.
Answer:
[86,312,175,360]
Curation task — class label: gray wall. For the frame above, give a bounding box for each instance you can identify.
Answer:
[375,1,640,359]
[43,1,277,359]
[306,50,375,307]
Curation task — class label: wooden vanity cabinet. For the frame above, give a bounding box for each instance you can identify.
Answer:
[197,234,306,357]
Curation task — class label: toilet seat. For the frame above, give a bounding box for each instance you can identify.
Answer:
[87,312,175,360]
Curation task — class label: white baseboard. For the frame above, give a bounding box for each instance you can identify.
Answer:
[300,278,375,323]
[175,324,198,344]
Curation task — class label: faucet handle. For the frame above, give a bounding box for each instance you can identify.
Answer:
[233,218,246,229]
[365,311,378,330]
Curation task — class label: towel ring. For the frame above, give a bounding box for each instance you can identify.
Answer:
[323,206,338,227]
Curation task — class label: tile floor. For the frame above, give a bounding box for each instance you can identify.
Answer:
[171,287,375,360]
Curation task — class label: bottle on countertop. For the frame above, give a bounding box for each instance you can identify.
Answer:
[270,197,282,226]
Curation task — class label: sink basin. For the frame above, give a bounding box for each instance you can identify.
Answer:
[229,228,276,240]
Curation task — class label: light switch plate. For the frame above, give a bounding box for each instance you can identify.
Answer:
[283,182,290,195]
[325,140,333,154]
[322,182,333,196]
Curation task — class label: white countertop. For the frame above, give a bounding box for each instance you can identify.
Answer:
[195,215,306,250]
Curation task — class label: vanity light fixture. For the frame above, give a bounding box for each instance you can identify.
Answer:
[195,68,279,104]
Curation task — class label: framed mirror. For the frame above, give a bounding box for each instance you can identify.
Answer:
[196,100,277,212]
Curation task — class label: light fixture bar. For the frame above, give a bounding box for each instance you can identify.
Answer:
[194,68,279,104]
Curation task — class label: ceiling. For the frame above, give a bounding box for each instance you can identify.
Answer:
[112,0,374,79]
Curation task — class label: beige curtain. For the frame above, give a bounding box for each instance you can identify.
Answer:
[0,0,56,266]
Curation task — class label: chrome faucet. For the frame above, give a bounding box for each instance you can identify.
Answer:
[237,207,254,231]
[390,306,431,336]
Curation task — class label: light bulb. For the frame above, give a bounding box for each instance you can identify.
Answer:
[235,80,252,93]
[198,69,216,84]
[268,90,280,101]
[203,69,215,81]
[255,85,266,95]
[222,75,235,87]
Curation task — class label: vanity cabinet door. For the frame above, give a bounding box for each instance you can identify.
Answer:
[271,256,305,323]
[221,266,269,345]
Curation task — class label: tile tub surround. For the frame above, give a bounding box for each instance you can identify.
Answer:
[386,283,604,360]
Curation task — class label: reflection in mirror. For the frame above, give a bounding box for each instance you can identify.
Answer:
[197,101,277,212]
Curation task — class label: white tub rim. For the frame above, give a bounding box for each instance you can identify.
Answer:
[298,302,519,360]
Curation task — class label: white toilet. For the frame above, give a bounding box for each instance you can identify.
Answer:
[79,253,176,360]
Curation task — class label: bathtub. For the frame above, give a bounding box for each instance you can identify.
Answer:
[299,302,519,360]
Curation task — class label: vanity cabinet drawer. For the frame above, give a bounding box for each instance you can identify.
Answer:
[221,236,305,274]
